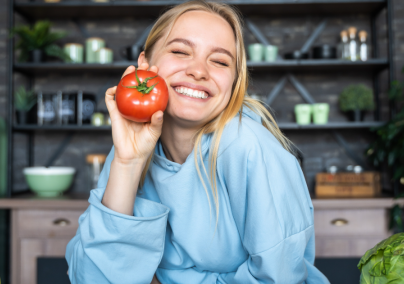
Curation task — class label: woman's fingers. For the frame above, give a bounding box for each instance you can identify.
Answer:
[121,65,136,79]
[149,65,159,73]
[148,111,164,141]
[105,86,118,114]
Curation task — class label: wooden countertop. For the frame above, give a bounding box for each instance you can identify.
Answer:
[0,193,403,210]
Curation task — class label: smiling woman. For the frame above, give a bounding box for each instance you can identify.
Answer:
[65,1,330,284]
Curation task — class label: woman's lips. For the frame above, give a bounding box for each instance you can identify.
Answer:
[171,82,212,97]
[172,86,212,101]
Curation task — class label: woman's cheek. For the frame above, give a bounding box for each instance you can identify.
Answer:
[156,56,186,78]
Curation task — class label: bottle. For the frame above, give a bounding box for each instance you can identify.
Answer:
[339,30,350,60]
[359,30,368,61]
[348,27,358,61]
[86,154,107,190]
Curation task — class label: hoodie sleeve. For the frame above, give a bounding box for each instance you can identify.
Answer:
[65,146,170,284]
[156,119,329,284]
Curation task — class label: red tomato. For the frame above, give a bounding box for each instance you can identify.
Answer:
[116,69,168,122]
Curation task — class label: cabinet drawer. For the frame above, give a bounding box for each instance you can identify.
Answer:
[315,236,387,257]
[17,209,83,238]
[314,209,389,237]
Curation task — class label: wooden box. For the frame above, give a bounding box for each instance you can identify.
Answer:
[315,172,381,197]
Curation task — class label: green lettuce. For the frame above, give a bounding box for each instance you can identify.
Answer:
[358,233,404,284]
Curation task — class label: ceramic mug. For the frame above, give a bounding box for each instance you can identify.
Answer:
[248,43,264,62]
[64,43,83,63]
[91,112,104,126]
[294,104,312,125]
[264,45,278,62]
[86,37,105,63]
[312,103,330,124]
[95,48,113,64]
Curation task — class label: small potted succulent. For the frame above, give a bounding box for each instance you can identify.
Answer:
[339,84,375,121]
[14,86,37,125]
[9,20,71,63]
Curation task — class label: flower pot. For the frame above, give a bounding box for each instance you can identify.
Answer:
[294,104,312,125]
[312,103,330,124]
[347,109,365,122]
[28,49,45,63]
[16,110,27,125]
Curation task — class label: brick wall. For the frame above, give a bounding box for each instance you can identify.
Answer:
[0,1,403,194]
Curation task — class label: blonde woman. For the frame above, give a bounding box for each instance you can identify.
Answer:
[66,1,329,283]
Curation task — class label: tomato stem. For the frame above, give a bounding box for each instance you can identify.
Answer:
[121,68,159,95]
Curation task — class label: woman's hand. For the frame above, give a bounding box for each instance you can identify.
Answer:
[105,63,164,166]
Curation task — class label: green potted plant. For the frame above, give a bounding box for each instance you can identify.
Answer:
[9,20,71,63]
[14,86,37,125]
[339,84,375,121]
[366,65,404,232]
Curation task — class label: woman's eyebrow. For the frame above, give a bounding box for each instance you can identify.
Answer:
[166,37,234,60]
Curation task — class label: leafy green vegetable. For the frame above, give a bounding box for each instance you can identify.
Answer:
[358,233,404,284]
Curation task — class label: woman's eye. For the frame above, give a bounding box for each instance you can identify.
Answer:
[213,61,229,67]
[172,50,188,55]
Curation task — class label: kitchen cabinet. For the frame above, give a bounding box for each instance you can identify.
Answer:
[1,196,403,284]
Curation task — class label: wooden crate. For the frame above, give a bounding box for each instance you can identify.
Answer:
[315,172,381,197]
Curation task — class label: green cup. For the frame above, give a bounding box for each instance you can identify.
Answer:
[91,112,104,126]
[264,45,278,62]
[248,43,264,62]
[295,104,312,125]
[64,43,83,63]
[312,103,330,124]
[86,37,105,63]
[95,48,113,64]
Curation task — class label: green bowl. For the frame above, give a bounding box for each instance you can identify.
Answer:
[23,167,76,197]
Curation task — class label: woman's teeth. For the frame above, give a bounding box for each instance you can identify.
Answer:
[174,87,208,99]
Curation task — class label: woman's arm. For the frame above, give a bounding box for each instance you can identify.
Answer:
[66,64,169,284]
[66,146,170,284]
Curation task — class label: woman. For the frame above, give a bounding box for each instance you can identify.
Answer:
[66,1,329,283]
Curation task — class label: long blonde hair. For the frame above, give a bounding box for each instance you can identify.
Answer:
[140,0,294,232]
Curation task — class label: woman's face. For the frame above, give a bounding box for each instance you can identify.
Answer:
[141,11,237,128]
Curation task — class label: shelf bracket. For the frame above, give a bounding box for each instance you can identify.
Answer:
[265,74,316,105]
[265,76,287,105]
[288,74,316,104]
[72,18,90,38]
[245,19,270,46]
[44,132,75,167]
[332,130,369,170]
[300,19,328,54]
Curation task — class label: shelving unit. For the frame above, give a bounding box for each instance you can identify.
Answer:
[14,59,389,74]
[7,0,395,197]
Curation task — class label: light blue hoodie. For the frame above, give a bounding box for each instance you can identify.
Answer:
[66,108,330,284]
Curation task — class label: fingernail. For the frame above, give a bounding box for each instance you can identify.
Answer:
[158,115,163,121]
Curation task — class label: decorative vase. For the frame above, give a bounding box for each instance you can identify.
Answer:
[347,109,365,122]
[294,104,312,125]
[16,110,27,125]
[28,49,45,63]
[312,103,330,124]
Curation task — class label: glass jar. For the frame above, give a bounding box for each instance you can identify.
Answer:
[86,154,107,190]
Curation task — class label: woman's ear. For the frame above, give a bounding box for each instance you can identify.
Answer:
[138,51,148,67]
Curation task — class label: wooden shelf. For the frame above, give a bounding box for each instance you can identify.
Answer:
[247,59,389,73]
[14,59,389,75]
[14,0,386,19]
[13,122,385,132]
[13,125,112,131]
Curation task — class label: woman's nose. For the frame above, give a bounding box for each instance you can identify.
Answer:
[185,58,209,81]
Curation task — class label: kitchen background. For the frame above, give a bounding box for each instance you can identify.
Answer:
[0,0,404,283]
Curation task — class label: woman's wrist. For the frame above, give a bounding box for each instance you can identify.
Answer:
[102,157,146,215]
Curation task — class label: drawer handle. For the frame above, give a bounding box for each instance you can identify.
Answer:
[53,218,70,226]
[331,218,348,226]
